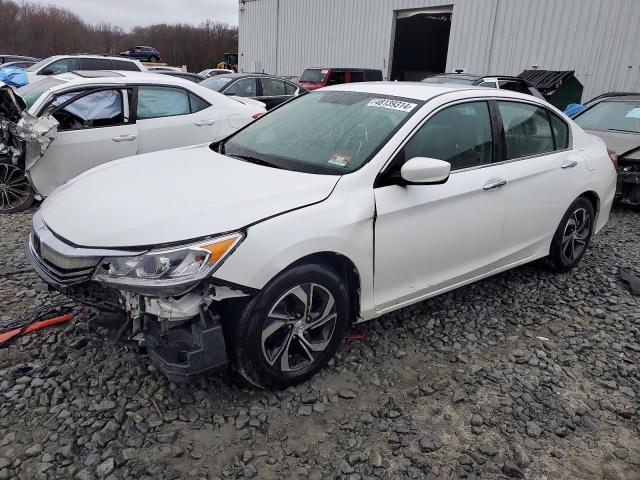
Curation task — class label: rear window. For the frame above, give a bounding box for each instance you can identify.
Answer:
[80,58,115,70]
[422,76,477,85]
[17,78,65,108]
[112,59,141,71]
[575,101,640,134]
[200,76,233,92]
[300,69,328,83]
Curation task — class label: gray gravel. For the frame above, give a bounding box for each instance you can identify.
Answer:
[1,208,639,480]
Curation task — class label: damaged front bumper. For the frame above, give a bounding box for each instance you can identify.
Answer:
[617,164,640,205]
[1,85,58,193]
[25,212,252,381]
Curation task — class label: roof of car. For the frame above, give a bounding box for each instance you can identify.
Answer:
[44,54,140,62]
[322,81,542,103]
[594,93,640,102]
[44,71,199,90]
[213,73,298,82]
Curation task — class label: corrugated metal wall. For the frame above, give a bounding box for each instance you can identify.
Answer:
[238,0,640,100]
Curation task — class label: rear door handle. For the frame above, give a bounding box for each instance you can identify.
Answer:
[112,134,137,142]
[561,159,578,169]
[483,178,507,190]
[195,119,216,126]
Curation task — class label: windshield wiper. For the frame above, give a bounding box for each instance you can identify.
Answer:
[608,128,639,134]
[229,154,283,169]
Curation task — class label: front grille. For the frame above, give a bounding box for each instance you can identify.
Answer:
[29,233,99,286]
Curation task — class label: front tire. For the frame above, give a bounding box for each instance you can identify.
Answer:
[547,197,594,272]
[225,263,351,388]
[0,160,35,214]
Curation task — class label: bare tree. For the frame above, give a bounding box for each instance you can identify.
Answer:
[0,0,237,71]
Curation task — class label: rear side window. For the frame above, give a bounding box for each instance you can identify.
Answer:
[327,71,346,86]
[366,70,383,81]
[112,59,141,71]
[80,58,115,70]
[261,78,286,96]
[225,78,257,97]
[52,89,125,131]
[284,82,298,95]
[350,71,365,82]
[498,101,554,159]
[137,86,190,119]
[550,113,569,149]
[402,101,493,171]
[189,93,210,113]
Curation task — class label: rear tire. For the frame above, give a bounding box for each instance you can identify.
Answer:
[148,55,159,63]
[546,197,594,273]
[0,160,34,214]
[224,263,350,389]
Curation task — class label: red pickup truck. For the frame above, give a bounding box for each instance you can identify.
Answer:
[299,68,383,90]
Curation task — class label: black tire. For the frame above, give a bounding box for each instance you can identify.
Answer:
[224,263,351,389]
[547,196,595,273]
[0,160,35,214]
[148,55,159,63]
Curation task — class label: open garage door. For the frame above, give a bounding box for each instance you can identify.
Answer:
[390,7,452,81]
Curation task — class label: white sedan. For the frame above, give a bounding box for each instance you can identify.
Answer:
[0,71,266,212]
[26,82,616,387]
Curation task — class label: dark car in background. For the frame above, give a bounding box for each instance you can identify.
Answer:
[119,46,161,62]
[573,93,640,206]
[200,73,306,110]
[299,67,383,90]
[423,73,544,99]
[155,71,206,83]
[0,55,37,65]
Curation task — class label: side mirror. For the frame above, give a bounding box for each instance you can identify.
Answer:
[400,157,451,185]
[41,68,55,75]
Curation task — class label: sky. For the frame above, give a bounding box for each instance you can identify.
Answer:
[29,0,239,30]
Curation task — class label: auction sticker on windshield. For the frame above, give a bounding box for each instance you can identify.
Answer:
[328,153,352,167]
[367,98,417,112]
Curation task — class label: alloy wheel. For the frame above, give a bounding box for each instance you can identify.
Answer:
[261,283,337,372]
[0,164,32,212]
[561,207,591,263]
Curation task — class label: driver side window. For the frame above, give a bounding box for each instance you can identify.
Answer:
[401,101,493,171]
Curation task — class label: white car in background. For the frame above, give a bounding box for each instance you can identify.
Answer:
[26,82,616,387]
[199,68,235,78]
[0,70,266,212]
[25,55,146,83]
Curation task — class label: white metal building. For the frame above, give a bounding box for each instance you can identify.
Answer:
[238,0,640,101]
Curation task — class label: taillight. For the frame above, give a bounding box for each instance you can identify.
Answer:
[252,112,264,120]
[607,148,619,170]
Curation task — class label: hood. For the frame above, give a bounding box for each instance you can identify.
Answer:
[585,129,640,160]
[40,144,340,248]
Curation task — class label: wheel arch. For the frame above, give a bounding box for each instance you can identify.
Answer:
[579,190,600,221]
[286,251,362,321]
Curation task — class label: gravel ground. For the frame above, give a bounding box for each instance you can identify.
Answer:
[0,208,639,480]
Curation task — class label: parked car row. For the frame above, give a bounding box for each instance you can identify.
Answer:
[0,70,266,212]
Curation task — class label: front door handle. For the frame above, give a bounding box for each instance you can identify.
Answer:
[112,134,137,142]
[483,178,507,190]
[195,119,216,126]
[561,159,578,169]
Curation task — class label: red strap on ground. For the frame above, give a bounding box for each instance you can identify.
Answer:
[0,313,73,346]
[344,332,364,341]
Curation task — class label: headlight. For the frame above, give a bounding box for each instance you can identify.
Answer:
[93,233,243,295]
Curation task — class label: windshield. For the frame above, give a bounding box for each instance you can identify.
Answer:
[575,100,640,134]
[17,78,65,108]
[200,76,234,92]
[422,76,477,85]
[300,69,328,83]
[26,57,54,73]
[222,91,421,174]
